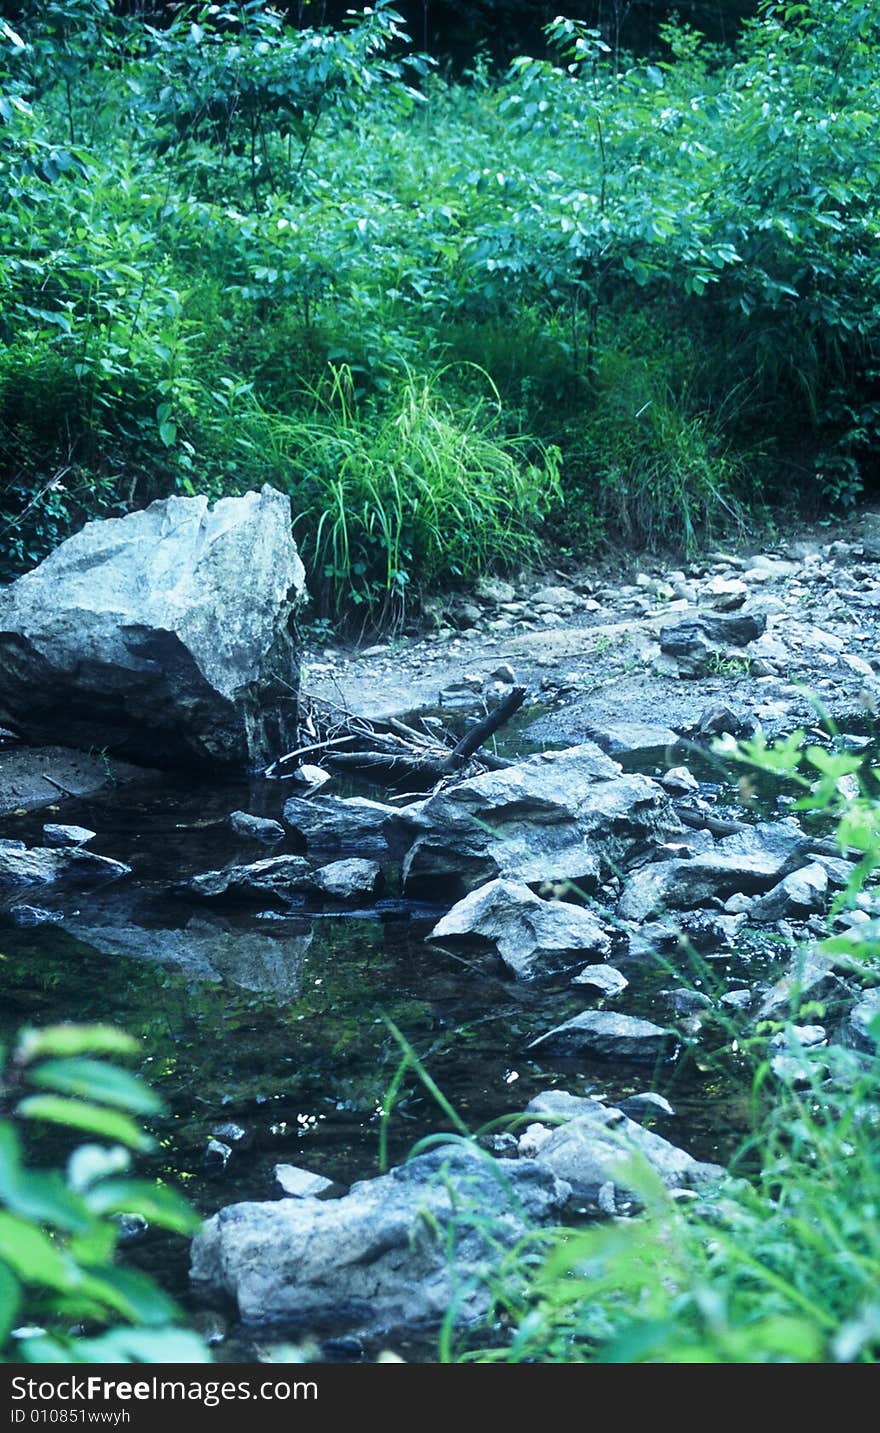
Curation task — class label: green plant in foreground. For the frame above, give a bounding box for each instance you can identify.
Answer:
[0,1021,210,1363]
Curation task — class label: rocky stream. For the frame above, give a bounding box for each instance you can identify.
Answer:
[2,490,880,1361]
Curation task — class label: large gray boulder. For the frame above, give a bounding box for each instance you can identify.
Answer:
[428,878,611,979]
[190,1144,570,1331]
[0,487,306,768]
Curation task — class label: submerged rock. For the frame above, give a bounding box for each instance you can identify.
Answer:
[63,917,312,998]
[528,1010,677,1063]
[0,487,305,768]
[190,1144,570,1331]
[429,878,611,978]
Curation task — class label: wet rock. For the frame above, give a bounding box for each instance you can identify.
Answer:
[0,487,305,768]
[204,1139,233,1172]
[720,989,753,1011]
[212,1122,251,1146]
[519,1092,719,1203]
[274,1165,335,1199]
[618,850,793,922]
[585,720,681,758]
[659,610,766,676]
[312,858,383,901]
[528,1010,677,1063]
[617,1092,675,1121]
[665,988,713,1015]
[490,662,517,684]
[186,855,313,903]
[696,704,753,738]
[757,952,849,1021]
[429,879,611,979]
[8,904,64,928]
[282,795,400,851]
[769,1024,826,1049]
[41,823,96,848]
[0,845,131,890]
[631,910,746,954]
[400,746,682,898]
[0,839,25,851]
[229,811,285,843]
[191,1144,570,1330]
[847,988,880,1051]
[571,964,629,996]
[750,863,828,921]
[661,766,699,795]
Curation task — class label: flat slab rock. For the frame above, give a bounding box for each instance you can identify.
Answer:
[0,486,305,768]
[398,745,682,897]
[282,795,400,851]
[429,878,611,979]
[618,849,798,922]
[0,844,130,890]
[529,1010,678,1063]
[185,855,313,903]
[190,1144,570,1332]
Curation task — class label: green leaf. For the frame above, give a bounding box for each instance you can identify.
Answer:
[0,1260,21,1346]
[70,1326,212,1363]
[16,1097,156,1152]
[159,420,177,447]
[81,1265,178,1326]
[0,1212,76,1291]
[0,1123,91,1232]
[16,1025,139,1064]
[85,1179,201,1235]
[27,1059,164,1116]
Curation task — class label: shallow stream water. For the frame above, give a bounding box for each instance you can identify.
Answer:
[0,716,794,1359]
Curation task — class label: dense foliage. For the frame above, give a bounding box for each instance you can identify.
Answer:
[1,0,879,623]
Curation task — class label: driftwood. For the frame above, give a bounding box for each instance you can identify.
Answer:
[264,686,527,789]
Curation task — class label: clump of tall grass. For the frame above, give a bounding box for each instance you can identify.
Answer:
[223,366,561,630]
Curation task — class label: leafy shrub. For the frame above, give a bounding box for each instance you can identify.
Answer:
[0,1022,210,1363]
